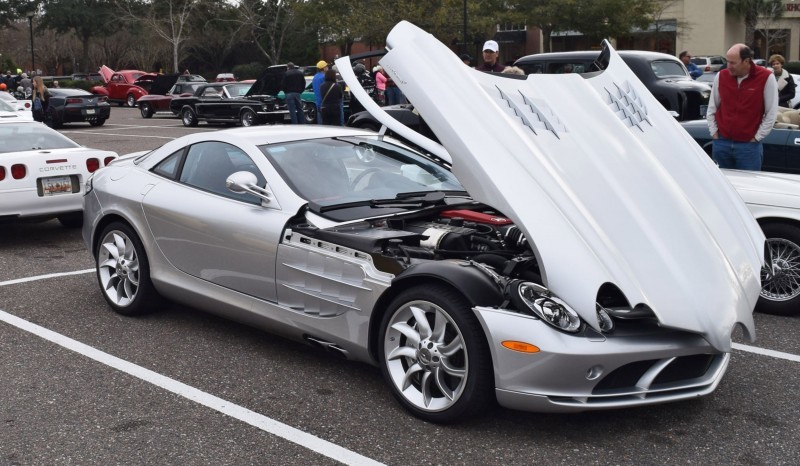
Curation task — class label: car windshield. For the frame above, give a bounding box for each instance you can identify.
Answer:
[651,60,688,78]
[0,99,17,111]
[259,136,463,209]
[0,93,15,102]
[0,123,81,153]
[224,83,252,97]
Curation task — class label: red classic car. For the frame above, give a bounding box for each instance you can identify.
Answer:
[136,74,207,118]
[90,65,157,107]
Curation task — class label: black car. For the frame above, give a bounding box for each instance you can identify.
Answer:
[137,73,207,118]
[170,81,287,127]
[514,49,711,121]
[46,88,112,128]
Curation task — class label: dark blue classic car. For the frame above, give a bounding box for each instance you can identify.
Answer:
[681,113,800,174]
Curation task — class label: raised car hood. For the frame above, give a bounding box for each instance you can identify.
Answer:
[99,65,114,83]
[337,21,764,352]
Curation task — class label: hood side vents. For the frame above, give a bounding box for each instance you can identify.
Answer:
[493,85,566,139]
[606,81,652,132]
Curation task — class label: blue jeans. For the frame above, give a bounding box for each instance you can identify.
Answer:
[385,86,405,106]
[712,138,763,170]
[285,92,304,124]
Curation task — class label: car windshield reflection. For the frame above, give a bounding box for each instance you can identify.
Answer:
[0,123,81,153]
[258,136,464,210]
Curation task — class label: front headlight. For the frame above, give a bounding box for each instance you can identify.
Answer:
[514,281,582,333]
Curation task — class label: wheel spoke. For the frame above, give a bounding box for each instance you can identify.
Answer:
[114,234,127,257]
[439,334,463,357]
[391,322,421,346]
[387,346,417,361]
[410,305,432,339]
[431,310,448,343]
[99,258,117,269]
[401,363,423,391]
[102,242,120,261]
[433,367,455,401]
[420,371,433,407]
[440,356,466,378]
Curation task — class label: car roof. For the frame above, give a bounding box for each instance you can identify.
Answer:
[516,49,681,63]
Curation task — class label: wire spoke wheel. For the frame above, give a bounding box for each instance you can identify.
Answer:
[761,237,800,302]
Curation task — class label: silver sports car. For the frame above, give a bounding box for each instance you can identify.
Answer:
[83,22,764,423]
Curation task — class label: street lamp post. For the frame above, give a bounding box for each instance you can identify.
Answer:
[27,11,35,75]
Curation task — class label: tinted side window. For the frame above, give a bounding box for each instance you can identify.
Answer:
[179,141,267,204]
[152,149,184,179]
[518,63,544,74]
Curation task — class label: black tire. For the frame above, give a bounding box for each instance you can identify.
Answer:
[240,108,256,127]
[758,223,800,315]
[95,222,163,316]
[57,212,83,228]
[140,102,153,118]
[126,94,136,108]
[89,118,106,127]
[358,122,380,132]
[378,284,493,423]
[182,107,198,127]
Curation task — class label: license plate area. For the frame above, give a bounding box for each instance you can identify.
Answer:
[85,109,96,114]
[38,175,79,196]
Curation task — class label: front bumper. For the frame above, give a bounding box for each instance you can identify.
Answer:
[474,306,730,413]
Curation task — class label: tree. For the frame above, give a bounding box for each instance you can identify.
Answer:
[569,0,658,42]
[726,0,784,51]
[224,0,303,65]
[39,0,118,72]
[0,0,32,27]
[505,0,576,53]
[118,0,200,73]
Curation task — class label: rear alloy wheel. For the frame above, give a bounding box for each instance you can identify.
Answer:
[240,108,256,127]
[379,284,493,423]
[758,223,800,315]
[140,102,153,118]
[89,118,106,127]
[96,222,162,316]
[126,94,136,107]
[182,107,198,127]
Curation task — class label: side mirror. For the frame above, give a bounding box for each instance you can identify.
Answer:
[226,171,272,203]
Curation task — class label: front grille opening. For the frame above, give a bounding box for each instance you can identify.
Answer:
[593,359,658,391]
[652,354,715,385]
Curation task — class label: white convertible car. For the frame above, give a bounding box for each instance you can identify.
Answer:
[1,119,117,227]
[83,22,764,423]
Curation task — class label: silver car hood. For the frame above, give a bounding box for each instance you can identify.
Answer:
[337,21,763,351]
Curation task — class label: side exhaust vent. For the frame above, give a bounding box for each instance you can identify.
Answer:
[304,335,350,359]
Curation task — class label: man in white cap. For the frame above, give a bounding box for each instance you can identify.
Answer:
[476,40,504,72]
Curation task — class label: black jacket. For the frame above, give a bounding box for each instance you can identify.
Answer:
[282,68,306,94]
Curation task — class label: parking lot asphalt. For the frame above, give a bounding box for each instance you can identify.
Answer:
[2,107,799,464]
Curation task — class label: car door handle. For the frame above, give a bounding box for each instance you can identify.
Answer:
[795,138,800,145]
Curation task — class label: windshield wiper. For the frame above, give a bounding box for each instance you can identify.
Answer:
[315,190,460,213]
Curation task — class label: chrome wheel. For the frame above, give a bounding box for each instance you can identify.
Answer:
[240,108,255,127]
[384,299,468,412]
[182,107,197,127]
[127,94,136,107]
[761,237,800,302]
[98,229,140,307]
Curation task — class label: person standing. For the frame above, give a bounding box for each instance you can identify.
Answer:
[319,69,343,126]
[707,44,778,171]
[476,40,504,72]
[769,54,795,108]
[679,51,702,79]
[19,72,32,93]
[312,60,328,124]
[31,75,50,123]
[282,62,306,124]
[374,65,387,106]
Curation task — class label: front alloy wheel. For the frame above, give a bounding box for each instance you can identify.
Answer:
[96,222,161,316]
[759,223,800,315]
[127,94,136,107]
[379,284,492,423]
[140,102,153,118]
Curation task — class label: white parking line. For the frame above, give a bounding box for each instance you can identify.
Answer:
[57,131,177,139]
[732,342,800,363]
[0,268,95,286]
[0,309,383,466]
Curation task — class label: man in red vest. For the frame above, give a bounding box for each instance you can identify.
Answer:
[706,43,778,170]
